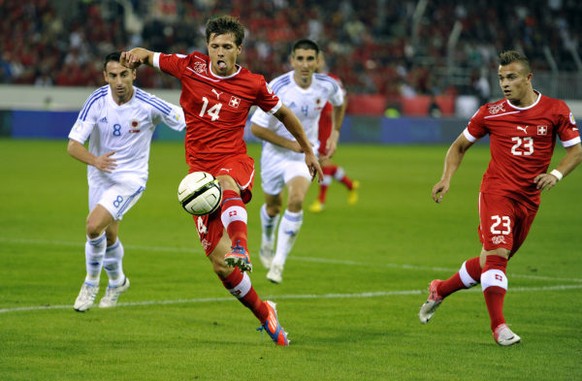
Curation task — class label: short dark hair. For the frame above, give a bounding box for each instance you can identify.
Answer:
[103,52,121,71]
[292,39,320,55]
[205,15,245,46]
[499,50,531,73]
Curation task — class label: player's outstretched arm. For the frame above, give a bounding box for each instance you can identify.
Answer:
[120,48,155,69]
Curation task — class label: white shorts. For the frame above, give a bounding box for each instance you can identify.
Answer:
[89,178,145,221]
[260,156,311,195]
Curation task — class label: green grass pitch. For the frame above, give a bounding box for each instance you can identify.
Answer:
[0,139,581,380]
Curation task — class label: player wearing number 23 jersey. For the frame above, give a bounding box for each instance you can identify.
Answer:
[419,50,582,346]
[466,93,580,208]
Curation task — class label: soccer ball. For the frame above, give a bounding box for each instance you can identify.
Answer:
[177,171,222,215]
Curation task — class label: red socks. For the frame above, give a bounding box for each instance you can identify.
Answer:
[221,268,268,322]
[323,165,336,177]
[220,190,248,249]
[481,255,509,330]
[318,165,354,203]
[438,256,481,297]
[433,254,509,332]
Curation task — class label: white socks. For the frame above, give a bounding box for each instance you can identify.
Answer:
[103,239,125,287]
[260,204,281,246]
[84,234,125,287]
[84,233,106,286]
[272,209,303,267]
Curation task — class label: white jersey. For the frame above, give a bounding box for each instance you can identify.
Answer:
[68,85,185,187]
[250,71,344,162]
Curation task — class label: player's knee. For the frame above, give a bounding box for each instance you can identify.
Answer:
[85,220,104,238]
[217,175,238,192]
[480,248,510,267]
[208,248,230,277]
[489,248,510,259]
[287,196,304,212]
[266,204,281,216]
[212,260,231,278]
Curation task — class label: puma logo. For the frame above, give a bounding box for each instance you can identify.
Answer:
[211,89,223,99]
[517,126,528,134]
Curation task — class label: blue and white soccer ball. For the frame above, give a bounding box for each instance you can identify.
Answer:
[177,171,222,215]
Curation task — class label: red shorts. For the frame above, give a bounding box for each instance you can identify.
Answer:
[188,154,255,256]
[477,192,538,256]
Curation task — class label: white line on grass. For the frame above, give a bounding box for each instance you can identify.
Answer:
[2,237,582,283]
[1,284,581,315]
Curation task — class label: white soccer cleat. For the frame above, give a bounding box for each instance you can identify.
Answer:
[266,264,284,284]
[74,283,99,312]
[99,277,130,308]
[493,323,521,346]
[259,240,274,270]
[419,279,443,323]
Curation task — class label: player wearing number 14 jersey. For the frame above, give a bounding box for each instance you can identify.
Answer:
[121,16,323,346]
[418,50,582,345]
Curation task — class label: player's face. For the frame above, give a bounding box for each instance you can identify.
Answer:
[498,62,532,105]
[207,33,241,77]
[104,61,136,104]
[291,48,319,87]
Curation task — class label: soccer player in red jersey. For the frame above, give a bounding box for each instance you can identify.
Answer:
[121,15,322,346]
[308,54,358,213]
[419,50,582,345]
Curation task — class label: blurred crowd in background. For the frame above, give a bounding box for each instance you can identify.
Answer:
[1,0,581,106]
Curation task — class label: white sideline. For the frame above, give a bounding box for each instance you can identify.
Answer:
[2,236,582,283]
[1,284,582,315]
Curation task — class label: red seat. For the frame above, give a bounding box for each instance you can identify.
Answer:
[346,94,386,116]
[401,95,455,116]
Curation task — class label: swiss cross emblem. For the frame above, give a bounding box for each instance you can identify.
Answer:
[229,96,241,108]
[537,125,548,135]
[193,61,206,74]
[488,103,505,114]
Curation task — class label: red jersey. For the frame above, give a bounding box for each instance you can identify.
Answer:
[465,92,580,207]
[157,52,281,166]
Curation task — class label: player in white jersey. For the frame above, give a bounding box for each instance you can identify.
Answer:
[68,52,186,312]
[250,39,345,283]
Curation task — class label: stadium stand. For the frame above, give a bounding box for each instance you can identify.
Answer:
[1,0,581,117]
